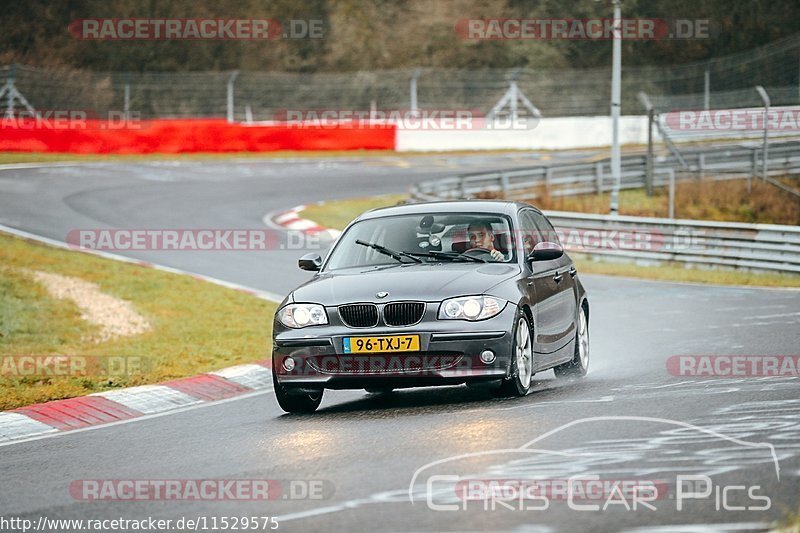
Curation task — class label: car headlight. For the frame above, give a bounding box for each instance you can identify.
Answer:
[278,303,328,328]
[438,296,506,321]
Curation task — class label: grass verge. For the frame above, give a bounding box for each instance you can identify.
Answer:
[0,143,670,165]
[0,149,559,165]
[300,195,800,288]
[570,254,800,288]
[301,194,408,230]
[482,177,800,225]
[0,232,275,410]
[0,151,403,164]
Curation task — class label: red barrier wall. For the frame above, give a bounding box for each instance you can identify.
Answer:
[0,119,396,153]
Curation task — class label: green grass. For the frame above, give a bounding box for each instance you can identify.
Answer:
[301,194,408,230]
[571,254,800,288]
[0,233,276,410]
[506,177,800,225]
[779,510,800,532]
[0,151,400,164]
[299,194,800,288]
[0,149,561,165]
[0,144,660,165]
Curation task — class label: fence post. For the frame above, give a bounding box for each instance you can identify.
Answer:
[1,63,37,118]
[750,149,757,193]
[755,85,770,180]
[698,153,705,181]
[645,108,654,195]
[704,65,710,110]
[637,91,655,196]
[5,63,14,117]
[545,167,552,193]
[668,169,676,219]
[123,74,131,119]
[500,172,509,198]
[410,68,421,116]
[226,70,239,123]
[595,162,604,194]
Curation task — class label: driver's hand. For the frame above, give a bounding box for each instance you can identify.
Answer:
[489,249,503,261]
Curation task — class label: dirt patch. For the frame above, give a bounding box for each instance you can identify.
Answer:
[29,270,151,342]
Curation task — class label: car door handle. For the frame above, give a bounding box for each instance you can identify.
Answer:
[569,266,577,277]
[553,273,563,283]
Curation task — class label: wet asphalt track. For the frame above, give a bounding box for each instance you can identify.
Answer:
[0,152,799,532]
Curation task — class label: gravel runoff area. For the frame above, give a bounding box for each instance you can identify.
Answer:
[27,270,151,343]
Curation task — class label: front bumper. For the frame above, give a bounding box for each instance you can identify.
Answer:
[272,302,517,390]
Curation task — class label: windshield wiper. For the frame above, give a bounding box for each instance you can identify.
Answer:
[407,250,487,263]
[355,240,422,263]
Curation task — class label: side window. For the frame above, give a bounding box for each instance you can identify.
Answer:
[518,211,544,256]
[529,211,561,245]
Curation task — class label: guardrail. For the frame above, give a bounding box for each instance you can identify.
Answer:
[409,140,800,274]
[410,141,800,201]
[545,211,800,274]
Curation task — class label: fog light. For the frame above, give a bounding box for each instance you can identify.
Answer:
[480,350,496,364]
[283,357,296,371]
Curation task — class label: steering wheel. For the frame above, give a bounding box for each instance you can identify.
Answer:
[463,247,493,257]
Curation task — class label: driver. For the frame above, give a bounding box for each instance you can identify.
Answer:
[467,221,504,261]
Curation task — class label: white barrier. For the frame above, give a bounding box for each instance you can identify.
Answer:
[396,115,652,151]
[396,107,800,152]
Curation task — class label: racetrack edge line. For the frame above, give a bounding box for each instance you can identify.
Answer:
[0,223,282,445]
[0,389,273,449]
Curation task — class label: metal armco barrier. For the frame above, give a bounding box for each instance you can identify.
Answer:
[545,211,800,274]
[410,141,800,273]
[410,141,800,201]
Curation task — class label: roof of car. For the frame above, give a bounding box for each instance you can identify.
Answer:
[356,199,537,221]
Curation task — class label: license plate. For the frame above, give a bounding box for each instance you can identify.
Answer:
[343,335,420,354]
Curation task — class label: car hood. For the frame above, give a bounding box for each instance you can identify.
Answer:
[292,263,520,305]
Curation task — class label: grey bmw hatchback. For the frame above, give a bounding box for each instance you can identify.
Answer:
[272,200,589,413]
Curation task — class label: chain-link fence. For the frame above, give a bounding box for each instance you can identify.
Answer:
[3,33,800,120]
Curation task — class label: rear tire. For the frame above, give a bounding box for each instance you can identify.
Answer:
[272,370,323,413]
[492,311,533,398]
[554,304,589,379]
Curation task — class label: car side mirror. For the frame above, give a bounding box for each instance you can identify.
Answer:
[528,242,563,262]
[298,253,322,271]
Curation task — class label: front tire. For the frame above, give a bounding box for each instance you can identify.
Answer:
[554,304,589,379]
[492,311,534,398]
[272,370,323,413]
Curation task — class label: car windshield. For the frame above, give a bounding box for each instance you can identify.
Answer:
[324,212,515,271]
